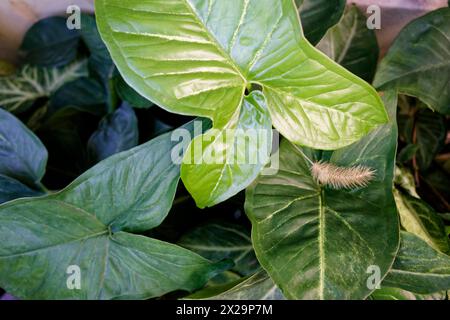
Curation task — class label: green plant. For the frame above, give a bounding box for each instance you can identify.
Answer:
[0,1,449,300]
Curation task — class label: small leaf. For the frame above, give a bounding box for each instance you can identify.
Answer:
[187,271,284,300]
[19,17,80,67]
[296,0,346,45]
[0,61,88,113]
[317,5,379,82]
[0,175,43,205]
[374,8,450,115]
[178,221,259,276]
[383,232,450,294]
[49,77,108,116]
[181,91,272,208]
[88,103,139,163]
[114,75,153,109]
[0,108,48,187]
[394,188,450,254]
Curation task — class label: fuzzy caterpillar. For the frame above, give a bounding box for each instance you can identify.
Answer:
[311,162,376,190]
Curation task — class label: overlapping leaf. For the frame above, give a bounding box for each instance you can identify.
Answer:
[245,91,399,299]
[374,8,450,114]
[0,120,226,299]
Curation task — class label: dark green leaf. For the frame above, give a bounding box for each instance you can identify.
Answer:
[88,103,139,163]
[187,271,284,300]
[317,5,379,82]
[374,8,450,115]
[296,0,346,45]
[178,221,259,276]
[19,17,80,67]
[0,175,43,205]
[114,75,153,109]
[383,232,450,294]
[0,108,47,187]
[49,77,107,116]
[394,188,450,254]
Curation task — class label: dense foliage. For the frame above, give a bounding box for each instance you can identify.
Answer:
[0,0,449,300]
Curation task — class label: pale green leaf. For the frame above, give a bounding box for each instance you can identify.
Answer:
[96,0,387,150]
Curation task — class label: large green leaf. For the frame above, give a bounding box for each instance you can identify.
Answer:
[56,120,207,233]
[96,0,386,150]
[394,188,450,254]
[245,91,399,299]
[187,271,284,300]
[295,0,346,45]
[88,103,139,163]
[0,61,88,113]
[178,221,259,276]
[0,121,226,299]
[0,108,48,187]
[317,5,379,82]
[19,17,80,67]
[374,8,450,115]
[181,91,272,208]
[383,232,450,294]
[370,287,446,300]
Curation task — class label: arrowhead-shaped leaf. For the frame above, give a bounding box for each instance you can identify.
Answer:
[245,91,399,299]
[0,121,227,299]
[96,0,387,207]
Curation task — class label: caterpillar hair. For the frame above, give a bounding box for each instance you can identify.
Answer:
[311,162,376,190]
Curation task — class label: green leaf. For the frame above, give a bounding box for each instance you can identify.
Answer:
[394,188,450,254]
[114,75,154,109]
[394,166,419,198]
[0,121,227,299]
[0,61,88,113]
[374,8,450,115]
[187,271,284,300]
[0,198,227,299]
[383,232,450,294]
[0,175,43,205]
[181,91,272,208]
[296,0,346,45]
[19,17,80,67]
[57,120,207,233]
[49,77,108,116]
[0,60,16,77]
[80,14,115,81]
[178,221,259,276]
[0,108,48,187]
[96,0,387,150]
[245,91,400,299]
[414,109,446,170]
[317,5,379,82]
[88,103,139,163]
[370,287,446,300]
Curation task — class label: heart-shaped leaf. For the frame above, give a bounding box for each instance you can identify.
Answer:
[0,120,226,299]
[382,232,450,294]
[0,108,48,188]
[374,8,450,115]
[245,91,400,299]
[317,5,379,82]
[96,0,386,150]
